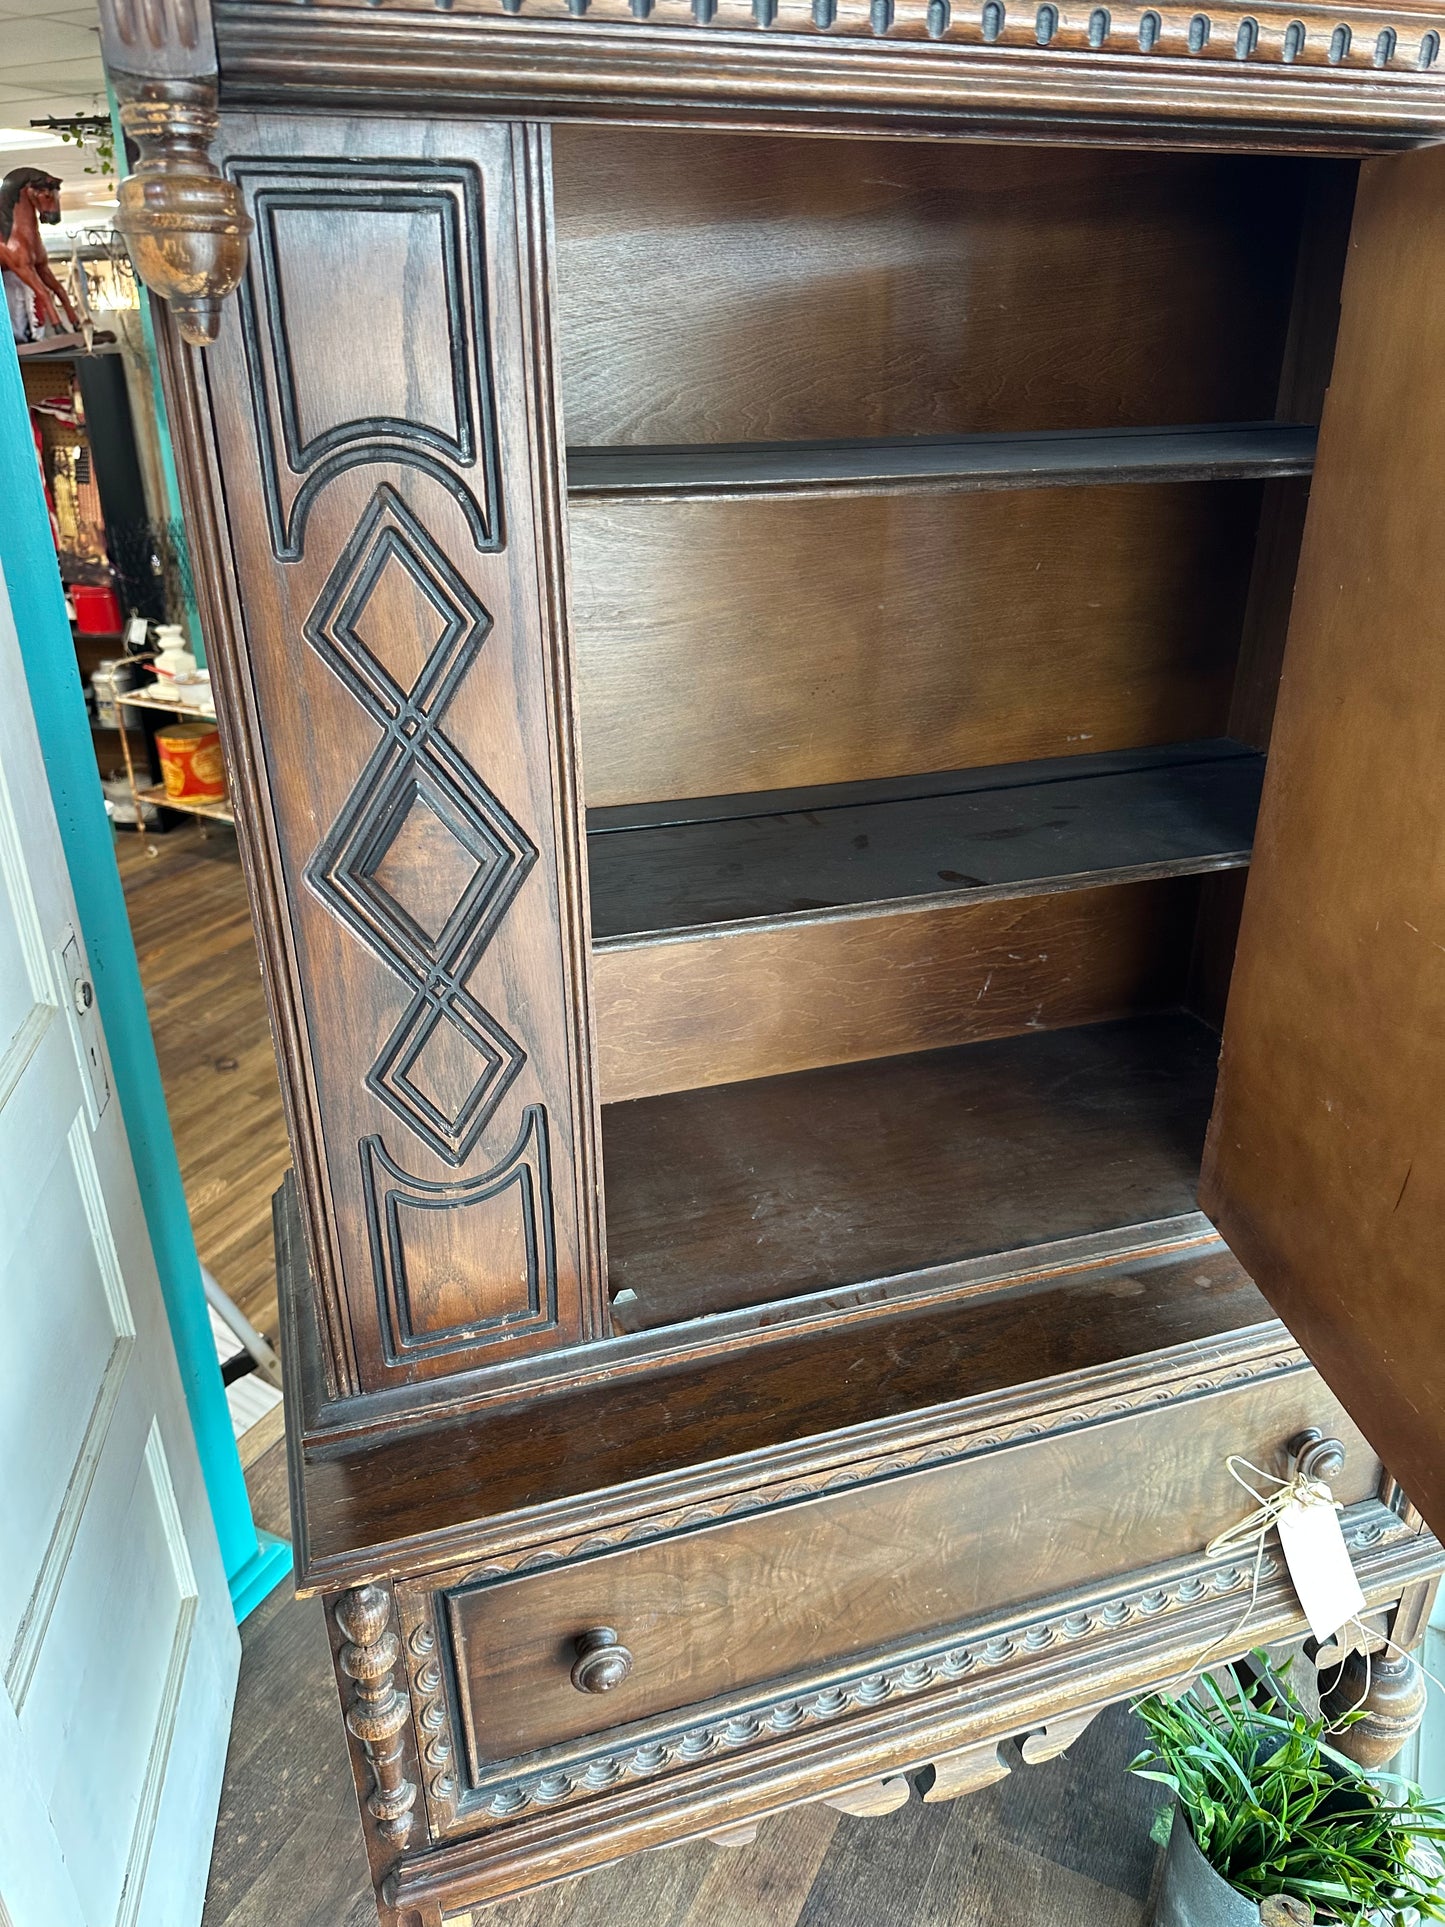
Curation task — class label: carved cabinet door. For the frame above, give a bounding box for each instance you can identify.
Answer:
[175,117,605,1407]
[0,544,238,1924]
[1201,139,1445,1539]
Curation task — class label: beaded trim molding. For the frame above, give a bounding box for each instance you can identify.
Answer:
[293,0,1445,79]
[417,1504,1406,1832]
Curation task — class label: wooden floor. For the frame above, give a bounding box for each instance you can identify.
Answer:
[203,1430,1167,1927]
[116,819,290,1342]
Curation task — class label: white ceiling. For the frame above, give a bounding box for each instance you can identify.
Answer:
[0,0,117,239]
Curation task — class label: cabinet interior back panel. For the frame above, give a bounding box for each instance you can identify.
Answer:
[551,132,1312,446]
[572,481,1263,805]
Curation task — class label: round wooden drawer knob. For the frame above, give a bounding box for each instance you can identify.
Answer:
[1289,1429,1346,1482]
[570,1627,633,1695]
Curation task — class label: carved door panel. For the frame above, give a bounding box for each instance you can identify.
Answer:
[1201,141,1445,1538]
[181,119,603,1400]
[0,560,238,1927]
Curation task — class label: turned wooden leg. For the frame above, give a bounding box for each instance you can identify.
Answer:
[1316,1646,1427,1770]
[336,1584,419,1843]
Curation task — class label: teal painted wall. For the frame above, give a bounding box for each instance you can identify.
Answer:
[2,335,287,1621]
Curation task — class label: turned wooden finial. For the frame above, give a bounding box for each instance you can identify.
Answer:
[113,79,250,346]
[97,0,251,346]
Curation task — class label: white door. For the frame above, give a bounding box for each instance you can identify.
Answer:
[0,554,239,1927]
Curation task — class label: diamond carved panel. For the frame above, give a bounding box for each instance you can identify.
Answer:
[304,484,538,1166]
[367,786,485,946]
[203,122,602,1390]
[346,536,461,705]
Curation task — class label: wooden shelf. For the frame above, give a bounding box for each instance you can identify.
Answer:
[567,423,1317,503]
[589,740,1264,943]
[135,783,234,826]
[602,1012,1221,1330]
[117,686,218,722]
[17,331,121,360]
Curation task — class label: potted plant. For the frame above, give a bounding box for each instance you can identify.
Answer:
[1132,1662,1445,1925]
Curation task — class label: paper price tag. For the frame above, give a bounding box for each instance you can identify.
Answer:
[1275,1491,1366,1643]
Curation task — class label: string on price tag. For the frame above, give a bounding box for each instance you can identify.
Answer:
[1159,1455,1445,1726]
[1207,1456,1363,1644]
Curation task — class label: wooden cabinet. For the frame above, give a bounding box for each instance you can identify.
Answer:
[101,0,1445,1914]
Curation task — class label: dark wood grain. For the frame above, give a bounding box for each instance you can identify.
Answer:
[214,1449,1445,1927]
[572,482,1264,806]
[189,114,604,1394]
[566,424,1317,501]
[552,135,1308,448]
[588,746,1262,938]
[202,1480,1165,1927]
[1202,140,1445,1542]
[152,61,1445,1926]
[603,1015,1220,1326]
[593,877,1203,1102]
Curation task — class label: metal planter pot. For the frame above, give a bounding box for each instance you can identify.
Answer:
[1152,1813,1265,1927]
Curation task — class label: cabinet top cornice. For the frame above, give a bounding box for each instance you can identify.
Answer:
[215,0,1445,149]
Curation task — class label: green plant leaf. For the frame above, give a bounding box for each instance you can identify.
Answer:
[1130,1665,1445,1922]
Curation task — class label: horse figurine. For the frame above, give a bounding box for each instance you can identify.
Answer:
[1,167,80,337]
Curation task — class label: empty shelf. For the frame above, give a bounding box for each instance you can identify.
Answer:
[567,423,1317,502]
[589,741,1264,942]
[603,1013,1221,1328]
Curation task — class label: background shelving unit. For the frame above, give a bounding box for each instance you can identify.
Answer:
[114,683,234,830]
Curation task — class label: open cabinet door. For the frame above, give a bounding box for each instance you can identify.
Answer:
[1201,140,1445,1538]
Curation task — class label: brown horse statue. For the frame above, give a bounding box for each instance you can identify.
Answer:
[1,167,80,335]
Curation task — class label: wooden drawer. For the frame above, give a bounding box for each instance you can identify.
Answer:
[433,1362,1378,1779]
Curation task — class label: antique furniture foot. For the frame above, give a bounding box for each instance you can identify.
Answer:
[1317,1645,1427,1771]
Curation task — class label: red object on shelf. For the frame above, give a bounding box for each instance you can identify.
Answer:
[155,723,227,803]
[71,584,122,633]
